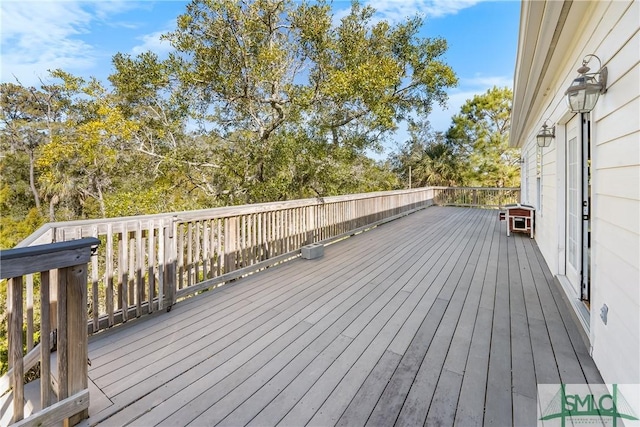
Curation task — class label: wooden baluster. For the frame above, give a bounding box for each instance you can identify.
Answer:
[187,222,193,287]
[195,221,201,282]
[91,226,99,331]
[216,218,222,275]
[230,219,237,273]
[252,214,258,265]
[297,208,301,248]
[232,217,238,268]
[164,220,177,309]
[26,274,34,352]
[285,211,290,252]
[244,215,250,266]
[256,214,261,261]
[58,267,68,401]
[240,216,246,268]
[118,231,127,321]
[40,271,51,409]
[105,224,114,327]
[203,220,209,279]
[211,220,217,279]
[157,225,165,310]
[273,211,278,255]
[128,231,135,317]
[281,211,285,253]
[177,223,184,290]
[136,222,144,317]
[9,276,24,423]
[147,222,155,313]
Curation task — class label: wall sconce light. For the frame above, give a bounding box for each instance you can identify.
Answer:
[565,54,607,113]
[536,121,555,148]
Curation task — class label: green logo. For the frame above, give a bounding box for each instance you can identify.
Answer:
[539,384,639,426]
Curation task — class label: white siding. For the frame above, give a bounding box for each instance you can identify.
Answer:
[588,0,640,386]
[532,138,560,275]
[515,0,640,387]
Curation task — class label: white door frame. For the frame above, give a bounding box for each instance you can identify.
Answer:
[558,113,591,302]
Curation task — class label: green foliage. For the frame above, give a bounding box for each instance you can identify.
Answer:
[392,87,520,188]
[391,119,467,187]
[446,86,520,187]
[160,0,456,202]
[0,208,45,250]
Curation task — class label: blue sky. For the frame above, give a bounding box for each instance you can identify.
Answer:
[1,0,520,150]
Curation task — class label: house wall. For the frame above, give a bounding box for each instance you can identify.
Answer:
[518,0,639,388]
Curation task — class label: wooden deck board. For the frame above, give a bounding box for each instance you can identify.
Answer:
[335,350,402,427]
[138,209,473,426]
[359,210,487,426]
[247,211,479,426]
[423,212,497,426]
[79,206,603,427]
[88,208,445,421]
[484,226,513,426]
[392,211,495,427]
[306,220,482,426]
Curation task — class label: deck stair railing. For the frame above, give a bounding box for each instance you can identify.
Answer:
[1,237,99,426]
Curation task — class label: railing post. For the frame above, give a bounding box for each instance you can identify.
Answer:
[64,263,89,426]
[163,219,177,310]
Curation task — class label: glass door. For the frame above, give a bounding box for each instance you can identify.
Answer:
[566,116,582,295]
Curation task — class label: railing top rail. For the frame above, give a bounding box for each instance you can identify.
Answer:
[17,187,435,248]
[430,186,521,191]
[1,237,100,278]
[15,187,521,249]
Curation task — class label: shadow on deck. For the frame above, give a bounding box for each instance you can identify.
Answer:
[80,206,602,426]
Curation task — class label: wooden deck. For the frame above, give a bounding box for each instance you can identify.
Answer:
[79,206,602,427]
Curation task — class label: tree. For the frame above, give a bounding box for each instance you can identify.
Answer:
[391,119,466,187]
[446,86,520,187]
[37,76,141,219]
[155,0,457,202]
[0,83,50,210]
[0,77,74,233]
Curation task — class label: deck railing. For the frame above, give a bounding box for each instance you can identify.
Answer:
[14,188,443,336]
[7,187,521,341]
[0,238,98,426]
[432,186,521,208]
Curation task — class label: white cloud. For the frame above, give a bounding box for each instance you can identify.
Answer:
[370,0,481,22]
[461,74,513,88]
[92,0,141,19]
[131,22,175,57]
[0,0,140,86]
[1,1,95,85]
[333,0,484,26]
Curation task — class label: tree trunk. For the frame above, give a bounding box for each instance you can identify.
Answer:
[97,184,106,218]
[49,195,58,222]
[29,150,41,209]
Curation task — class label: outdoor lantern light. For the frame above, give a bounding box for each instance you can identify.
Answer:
[536,121,555,148]
[565,54,607,113]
